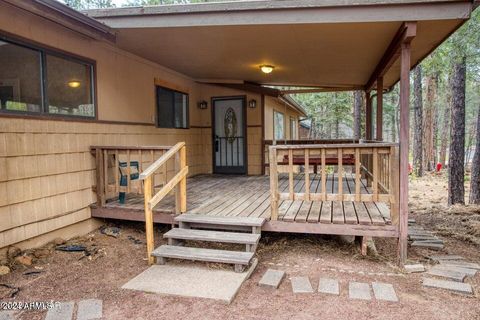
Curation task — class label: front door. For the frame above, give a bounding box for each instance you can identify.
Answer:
[212,97,247,174]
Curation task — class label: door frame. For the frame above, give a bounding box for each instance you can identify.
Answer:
[211,95,248,174]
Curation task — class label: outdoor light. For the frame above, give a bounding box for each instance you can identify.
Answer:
[248,99,257,108]
[198,100,208,109]
[260,65,274,74]
[68,80,81,88]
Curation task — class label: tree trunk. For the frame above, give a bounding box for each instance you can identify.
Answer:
[439,86,451,166]
[423,75,437,171]
[413,65,424,177]
[469,104,480,204]
[353,91,362,140]
[448,57,466,206]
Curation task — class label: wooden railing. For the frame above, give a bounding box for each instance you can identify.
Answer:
[139,142,188,264]
[91,145,175,207]
[268,143,399,224]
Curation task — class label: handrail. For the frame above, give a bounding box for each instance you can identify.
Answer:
[140,142,188,265]
[139,142,186,180]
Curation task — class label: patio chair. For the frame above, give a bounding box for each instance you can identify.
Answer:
[119,161,140,204]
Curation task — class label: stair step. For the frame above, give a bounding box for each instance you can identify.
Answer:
[152,245,254,265]
[175,214,265,227]
[164,228,260,244]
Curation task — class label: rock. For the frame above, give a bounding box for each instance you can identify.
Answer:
[53,238,66,245]
[404,264,425,273]
[101,226,121,238]
[7,247,21,259]
[33,249,50,259]
[0,265,10,275]
[15,255,32,266]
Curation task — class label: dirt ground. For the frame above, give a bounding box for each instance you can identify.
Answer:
[1,173,480,320]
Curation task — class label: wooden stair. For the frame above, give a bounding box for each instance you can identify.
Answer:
[152,214,266,272]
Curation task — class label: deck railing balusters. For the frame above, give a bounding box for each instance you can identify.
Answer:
[268,143,399,224]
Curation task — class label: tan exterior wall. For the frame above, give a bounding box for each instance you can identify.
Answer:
[264,96,301,140]
[0,2,267,250]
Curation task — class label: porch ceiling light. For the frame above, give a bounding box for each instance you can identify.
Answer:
[68,80,81,88]
[260,65,274,74]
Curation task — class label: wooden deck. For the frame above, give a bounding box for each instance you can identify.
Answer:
[94,174,391,227]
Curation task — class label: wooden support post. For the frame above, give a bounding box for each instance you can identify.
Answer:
[373,148,379,201]
[144,176,155,265]
[103,149,108,200]
[398,41,412,266]
[376,77,384,141]
[126,150,131,194]
[269,147,279,220]
[175,152,181,214]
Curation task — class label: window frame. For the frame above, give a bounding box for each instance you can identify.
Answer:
[155,85,190,129]
[0,32,97,120]
[273,110,285,140]
[290,116,297,140]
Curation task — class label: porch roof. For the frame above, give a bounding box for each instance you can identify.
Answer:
[85,0,476,90]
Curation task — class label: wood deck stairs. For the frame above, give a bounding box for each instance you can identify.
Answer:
[152,214,266,272]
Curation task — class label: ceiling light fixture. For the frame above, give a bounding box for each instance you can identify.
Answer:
[260,65,275,74]
[68,80,81,88]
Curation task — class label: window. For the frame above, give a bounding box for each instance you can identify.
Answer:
[290,117,298,139]
[0,36,95,118]
[156,86,189,129]
[273,110,285,140]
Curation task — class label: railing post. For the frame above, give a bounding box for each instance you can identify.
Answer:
[355,148,361,202]
[288,149,294,200]
[143,176,155,265]
[95,148,106,207]
[390,145,400,226]
[180,146,187,213]
[269,147,279,220]
[372,148,378,201]
[304,148,310,201]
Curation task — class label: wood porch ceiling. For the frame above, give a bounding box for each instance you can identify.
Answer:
[85,0,474,90]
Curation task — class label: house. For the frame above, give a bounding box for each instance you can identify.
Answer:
[0,0,477,266]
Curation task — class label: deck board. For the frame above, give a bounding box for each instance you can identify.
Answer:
[102,173,390,226]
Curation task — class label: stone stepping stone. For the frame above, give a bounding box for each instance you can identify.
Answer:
[259,269,285,288]
[429,255,464,262]
[439,261,480,270]
[409,235,439,241]
[411,241,443,250]
[318,278,339,295]
[427,267,467,282]
[45,302,74,320]
[432,265,477,277]
[348,282,371,300]
[291,277,314,293]
[77,299,103,320]
[0,311,15,320]
[372,282,398,302]
[422,277,473,294]
[404,264,425,273]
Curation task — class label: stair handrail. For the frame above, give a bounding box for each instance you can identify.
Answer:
[139,141,188,264]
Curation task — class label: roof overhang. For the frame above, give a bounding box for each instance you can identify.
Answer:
[3,0,116,42]
[84,0,474,90]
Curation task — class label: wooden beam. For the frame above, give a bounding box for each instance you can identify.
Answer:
[376,77,384,141]
[207,81,280,97]
[365,91,373,140]
[398,41,411,266]
[280,86,362,94]
[365,22,417,91]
